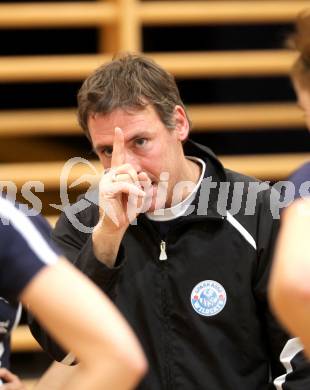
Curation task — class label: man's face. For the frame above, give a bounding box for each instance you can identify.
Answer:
[88,105,189,211]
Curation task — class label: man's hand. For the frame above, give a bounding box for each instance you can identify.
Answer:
[0,368,26,390]
[98,127,148,232]
[93,127,150,267]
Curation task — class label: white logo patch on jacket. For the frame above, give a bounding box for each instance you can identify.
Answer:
[191,280,227,317]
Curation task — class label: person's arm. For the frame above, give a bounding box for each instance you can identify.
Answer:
[22,258,147,390]
[269,198,310,357]
[253,190,310,388]
[91,127,148,266]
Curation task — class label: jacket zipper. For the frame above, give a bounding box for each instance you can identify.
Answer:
[159,240,168,261]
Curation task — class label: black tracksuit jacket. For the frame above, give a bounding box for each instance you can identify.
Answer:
[29,140,310,389]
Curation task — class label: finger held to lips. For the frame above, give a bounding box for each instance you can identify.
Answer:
[113,173,133,183]
[107,182,146,197]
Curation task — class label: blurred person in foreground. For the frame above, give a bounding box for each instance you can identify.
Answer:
[269,9,310,358]
[0,196,147,389]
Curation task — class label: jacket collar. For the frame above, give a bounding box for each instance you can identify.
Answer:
[184,140,228,219]
[183,139,227,183]
[138,140,228,226]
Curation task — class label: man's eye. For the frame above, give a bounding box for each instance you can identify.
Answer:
[101,147,113,157]
[135,138,147,147]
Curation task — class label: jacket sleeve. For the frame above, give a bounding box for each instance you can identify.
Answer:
[253,188,310,389]
[28,197,126,362]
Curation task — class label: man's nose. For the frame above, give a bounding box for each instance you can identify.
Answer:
[124,151,141,173]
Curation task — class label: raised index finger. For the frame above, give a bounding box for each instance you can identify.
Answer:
[111,127,125,168]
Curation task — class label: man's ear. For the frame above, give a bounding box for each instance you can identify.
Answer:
[174,105,190,141]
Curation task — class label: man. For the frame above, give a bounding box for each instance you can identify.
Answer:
[30,53,310,389]
[0,197,147,389]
